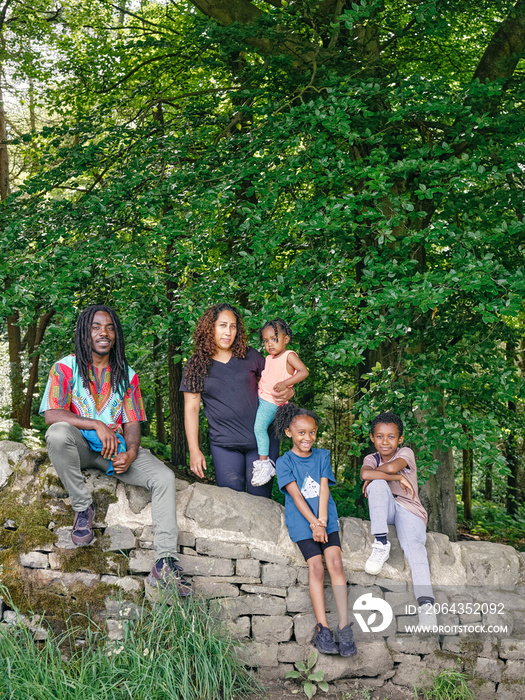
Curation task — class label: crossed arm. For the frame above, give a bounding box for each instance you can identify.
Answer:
[360,457,415,499]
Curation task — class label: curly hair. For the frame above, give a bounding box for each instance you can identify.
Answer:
[75,305,130,398]
[274,403,320,440]
[258,318,293,344]
[183,303,248,392]
[369,411,404,437]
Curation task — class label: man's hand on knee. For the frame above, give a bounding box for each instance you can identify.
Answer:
[112,450,137,473]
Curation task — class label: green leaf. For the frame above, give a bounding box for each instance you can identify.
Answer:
[308,671,324,681]
[304,682,317,699]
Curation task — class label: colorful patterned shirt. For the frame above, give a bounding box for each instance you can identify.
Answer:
[39,354,145,434]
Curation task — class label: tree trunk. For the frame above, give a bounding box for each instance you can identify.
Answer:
[506,399,518,516]
[420,445,457,541]
[7,312,24,425]
[152,335,166,444]
[19,310,54,428]
[168,341,186,465]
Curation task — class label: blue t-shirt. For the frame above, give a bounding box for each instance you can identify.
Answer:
[276,448,339,542]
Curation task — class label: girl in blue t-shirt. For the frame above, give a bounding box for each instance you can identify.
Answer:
[275,403,357,657]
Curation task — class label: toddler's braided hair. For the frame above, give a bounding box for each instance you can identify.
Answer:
[274,403,320,440]
[258,318,293,344]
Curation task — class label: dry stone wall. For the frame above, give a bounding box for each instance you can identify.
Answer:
[1,441,525,697]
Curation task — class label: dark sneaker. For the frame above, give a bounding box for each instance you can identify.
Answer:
[71,504,95,546]
[313,623,339,655]
[337,623,357,657]
[146,557,192,597]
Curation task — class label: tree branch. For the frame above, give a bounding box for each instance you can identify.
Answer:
[473,0,525,81]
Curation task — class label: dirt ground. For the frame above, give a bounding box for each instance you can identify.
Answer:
[254,678,416,699]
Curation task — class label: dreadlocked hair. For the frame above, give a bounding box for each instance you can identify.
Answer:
[274,403,320,440]
[183,303,248,392]
[258,318,293,344]
[75,305,131,399]
[370,411,404,437]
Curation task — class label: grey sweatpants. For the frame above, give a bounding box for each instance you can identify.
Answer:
[367,479,433,601]
[46,422,178,560]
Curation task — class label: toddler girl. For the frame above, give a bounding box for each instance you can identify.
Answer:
[275,403,357,656]
[251,319,309,487]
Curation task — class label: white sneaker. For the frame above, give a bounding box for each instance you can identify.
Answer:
[364,540,391,575]
[251,458,276,487]
[418,602,438,630]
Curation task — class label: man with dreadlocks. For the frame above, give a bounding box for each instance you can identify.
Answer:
[40,305,190,596]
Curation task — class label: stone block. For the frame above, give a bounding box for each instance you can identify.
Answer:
[106,619,124,641]
[0,441,29,487]
[251,549,291,565]
[129,549,156,573]
[138,525,154,549]
[499,639,525,660]
[192,577,239,599]
[184,484,283,544]
[212,594,287,620]
[101,575,143,593]
[293,612,316,645]
[502,660,525,682]
[236,559,261,578]
[426,532,467,586]
[237,641,278,667]
[222,616,250,640]
[48,552,62,570]
[103,525,136,552]
[124,483,151,514]
[19,551,50,569]
[390,656,428,688]
[257,664,294,680]
[105,483,152,532]
[475,656,504,683]
[277,642,307,664]
[196,538,249,559]
[181,547,197,555]
[252,615,293,643]
[178,531,196,548]
[55,527,77,550]
[261,563,297,587]
[496,681,525,699]
[176,553,234,577]
[460,542,520,588]
[104,598,140,620]
[466,678,497,700]
[240,584,286,597]
[441,637,497,658]
[296,568,309,586]
[386,636,439,655]
[286,585,314,613]
[28,569,100,593]
[313,640,393,681]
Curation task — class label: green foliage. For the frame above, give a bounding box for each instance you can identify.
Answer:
[414,666,474,700]
[286,650,329,698]
[0,591,259,699]
[458,499,525,551]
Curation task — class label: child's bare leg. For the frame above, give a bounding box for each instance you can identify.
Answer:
[307,555,328,627]
[324,546,348,628]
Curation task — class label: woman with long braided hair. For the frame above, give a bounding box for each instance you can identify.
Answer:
[180,303,294,497]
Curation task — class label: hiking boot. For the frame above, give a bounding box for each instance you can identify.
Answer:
[313,623,339,655]
[418,602,438,630]
[251,458,276,487]
[337,623,357,657]
[146,557,192,597]
[71,504,95,545]
[364,540,391,575]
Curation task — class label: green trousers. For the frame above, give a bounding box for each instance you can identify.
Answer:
[46,421,178,560]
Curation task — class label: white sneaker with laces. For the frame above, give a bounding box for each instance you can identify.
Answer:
[251,458,276,487]
[418,602,438,630]
[364,540,391,575]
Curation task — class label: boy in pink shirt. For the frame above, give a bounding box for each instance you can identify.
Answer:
[251,319,309,487]
[361,411,437,630]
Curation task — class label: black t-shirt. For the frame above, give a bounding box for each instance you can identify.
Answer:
[180,347,265,449]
